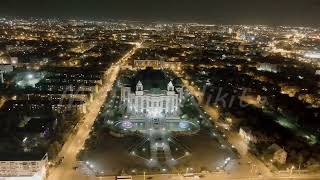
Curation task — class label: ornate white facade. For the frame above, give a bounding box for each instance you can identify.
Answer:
[121,79,183,117]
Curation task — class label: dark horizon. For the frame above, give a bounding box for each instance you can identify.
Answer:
[1,0,320,27]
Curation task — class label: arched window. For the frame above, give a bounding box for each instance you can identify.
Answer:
[143,99,147,108]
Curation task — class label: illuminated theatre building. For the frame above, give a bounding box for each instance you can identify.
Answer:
[121,68,183,117]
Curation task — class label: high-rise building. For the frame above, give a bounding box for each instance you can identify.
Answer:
[0,153,48,180]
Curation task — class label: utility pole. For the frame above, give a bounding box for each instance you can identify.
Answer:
[0,71,4,84]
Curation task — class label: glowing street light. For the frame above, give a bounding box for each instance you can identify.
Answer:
[27,74,34,79]
[22,137,28,143]
[290,166,295,176]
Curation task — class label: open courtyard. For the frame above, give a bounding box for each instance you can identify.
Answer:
[77,69,237,176]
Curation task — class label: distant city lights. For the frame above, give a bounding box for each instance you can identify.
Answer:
[304,52,320,59]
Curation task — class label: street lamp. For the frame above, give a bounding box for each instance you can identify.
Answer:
[27,74,33,79]
[290,166,295,176]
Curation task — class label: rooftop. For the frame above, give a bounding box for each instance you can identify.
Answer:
[134,67,170,91]
[0,151,47,161]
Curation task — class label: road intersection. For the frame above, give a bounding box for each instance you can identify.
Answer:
[47,42,141,180]
[47,43,320,180]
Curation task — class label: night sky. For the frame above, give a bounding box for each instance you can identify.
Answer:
[1,0,320,26]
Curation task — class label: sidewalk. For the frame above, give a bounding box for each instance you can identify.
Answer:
[176,70,273,178]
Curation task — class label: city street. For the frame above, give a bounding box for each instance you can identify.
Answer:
[46,44,320,180]
[179,70,278,176]
[47,42,141,180]
[0,9,319,180]
[169,68,320,180]
[93,173,320,180]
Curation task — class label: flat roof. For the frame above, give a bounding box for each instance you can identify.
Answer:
[0,151,47,161]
